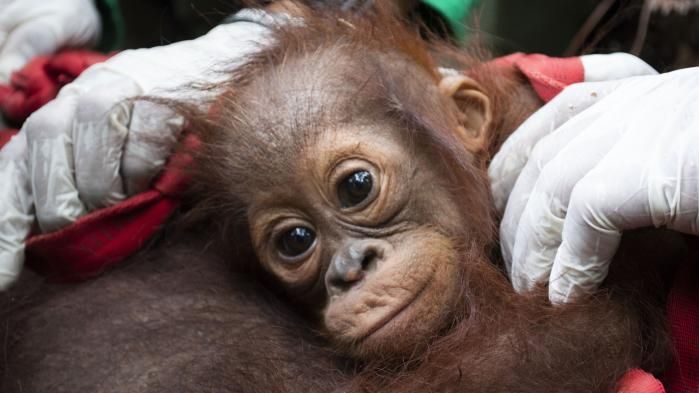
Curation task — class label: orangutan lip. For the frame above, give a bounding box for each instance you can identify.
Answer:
[358,279,431,342]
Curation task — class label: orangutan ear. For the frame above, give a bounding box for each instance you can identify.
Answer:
[438,74,492,152]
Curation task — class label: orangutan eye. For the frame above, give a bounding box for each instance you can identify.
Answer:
[277,226,316,258]
[338,170,373,208]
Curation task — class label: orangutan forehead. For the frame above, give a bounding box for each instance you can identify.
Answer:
[238,46,362,128]
[231,42,444,141]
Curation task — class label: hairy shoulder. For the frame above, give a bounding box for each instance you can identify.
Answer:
[0,240,346,393]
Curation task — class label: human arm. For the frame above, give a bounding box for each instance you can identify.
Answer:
[0,8,281,289]
[490,64,699,303]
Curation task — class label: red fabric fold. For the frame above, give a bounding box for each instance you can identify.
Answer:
[23,133,196,281]
[492,52,585,102]
[25,190,178,280]
[617,369,666,393]
[0,50,110,122]
[0,129,17,146]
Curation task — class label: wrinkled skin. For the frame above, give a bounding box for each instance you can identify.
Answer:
[247,123,468,357]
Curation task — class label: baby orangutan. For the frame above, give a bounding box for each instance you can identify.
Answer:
[0,3,678,393]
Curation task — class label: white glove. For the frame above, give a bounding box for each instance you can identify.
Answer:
[0,0,101,82]
[0,10,276,289]
[490,63,699,304]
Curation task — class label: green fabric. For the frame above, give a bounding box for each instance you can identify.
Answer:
[95,0,125,51]
[421,0,477,42]
[93,1,474,50]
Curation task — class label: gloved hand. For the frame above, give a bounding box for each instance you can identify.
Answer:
[0,0,101,83]
[0,10,276,289]
[490,66,699,304]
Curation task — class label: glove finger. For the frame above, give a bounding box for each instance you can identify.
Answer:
[508,110,626,293]
[548,73,699,303]
[500,91,621,276]
[122,100,184,196]
[0,132,34,289]
[0,17,62,82]
[488,80,621,214]
[580,53,657,82]
[72,71,143,209]
[547,171,627,304]
[25,94,87,232]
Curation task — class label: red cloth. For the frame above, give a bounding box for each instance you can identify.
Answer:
[0,129,17,146]
[25,135,196,280]
[664,251,699,393]
[0,50,110,122]
[617,369,666,393]
[492,53,584,102]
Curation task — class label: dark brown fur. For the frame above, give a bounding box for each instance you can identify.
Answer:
[0,236,350,393]
[0,4,678,393]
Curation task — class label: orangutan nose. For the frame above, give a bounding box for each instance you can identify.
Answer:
[325,239,386,296]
